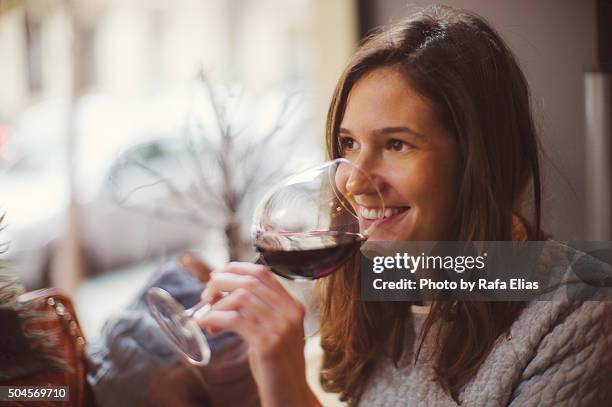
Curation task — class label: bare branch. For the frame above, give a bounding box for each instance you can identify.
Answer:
[236,91,299,164]
[236,151,294,205]
[109,157,208,220]
[181,131,226,209]
[107,72,304,261]
[109,201,212,226]
[236,92,303,195]
[112,179,167,205]
[199,70,227,143]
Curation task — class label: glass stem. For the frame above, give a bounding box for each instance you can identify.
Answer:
[186,299,212,319]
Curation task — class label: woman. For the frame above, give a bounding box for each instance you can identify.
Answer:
[198,5,612,406]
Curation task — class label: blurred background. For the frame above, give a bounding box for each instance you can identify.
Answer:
[0,0,609,338]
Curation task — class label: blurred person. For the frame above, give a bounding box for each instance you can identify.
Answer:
[195,5,612,407]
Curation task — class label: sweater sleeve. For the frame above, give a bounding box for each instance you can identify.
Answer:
[508,301,612,407]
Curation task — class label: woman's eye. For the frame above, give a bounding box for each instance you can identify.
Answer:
[339,137,359,152]
[386,139,412,152]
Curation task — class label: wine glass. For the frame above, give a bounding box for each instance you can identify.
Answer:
[146,158,384,365]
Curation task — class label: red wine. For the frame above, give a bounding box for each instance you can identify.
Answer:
[254,231,365,280]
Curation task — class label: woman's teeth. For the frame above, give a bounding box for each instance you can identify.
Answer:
[360,207,408,220]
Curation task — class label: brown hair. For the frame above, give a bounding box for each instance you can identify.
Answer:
[318,5,544,404]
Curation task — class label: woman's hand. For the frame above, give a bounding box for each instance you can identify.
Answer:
[196,262,320,407]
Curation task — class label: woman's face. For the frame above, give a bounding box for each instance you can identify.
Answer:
[338,66,461,241]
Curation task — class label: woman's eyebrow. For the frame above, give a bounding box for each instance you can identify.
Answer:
[338,126,425,139]
[374,126,425,139]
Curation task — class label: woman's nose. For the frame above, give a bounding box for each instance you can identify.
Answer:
[346,168,377,196]
[338,158,384,199]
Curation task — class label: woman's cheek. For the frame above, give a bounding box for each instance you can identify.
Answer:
[411,163,458,239]
[393,160,433,204]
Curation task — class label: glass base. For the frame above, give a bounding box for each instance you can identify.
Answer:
[146,287,211,365]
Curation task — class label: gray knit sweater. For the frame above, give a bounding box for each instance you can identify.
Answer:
[358,241,612,406]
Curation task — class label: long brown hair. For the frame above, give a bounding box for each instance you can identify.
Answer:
[318,5,545,404]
